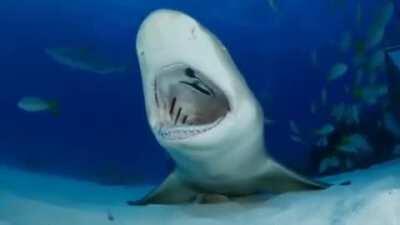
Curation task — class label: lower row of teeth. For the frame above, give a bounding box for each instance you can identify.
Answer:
[159,118,224,140]
[160,127,210,139]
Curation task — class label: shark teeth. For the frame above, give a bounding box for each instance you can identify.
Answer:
[158,116,225,140]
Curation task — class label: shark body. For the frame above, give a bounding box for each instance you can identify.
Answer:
[135,9,327,205]
[45,47,126,75]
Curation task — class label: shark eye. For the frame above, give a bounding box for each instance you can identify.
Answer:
[185,67,196,78]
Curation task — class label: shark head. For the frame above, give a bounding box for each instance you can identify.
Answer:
[136,9,264,163]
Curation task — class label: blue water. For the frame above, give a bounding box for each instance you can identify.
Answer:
[0,0,399,185]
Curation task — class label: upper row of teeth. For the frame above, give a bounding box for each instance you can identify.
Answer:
[160,128,203,139]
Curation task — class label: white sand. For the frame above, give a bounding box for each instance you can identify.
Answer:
[1,160,400,225]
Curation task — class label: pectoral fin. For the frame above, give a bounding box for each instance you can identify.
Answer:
[256,159,329,193]
[129,171,198,205]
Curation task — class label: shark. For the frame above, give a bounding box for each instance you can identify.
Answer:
[45,47,126,75]
[134,9,327,205]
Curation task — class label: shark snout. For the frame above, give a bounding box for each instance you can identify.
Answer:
[143,9,189,25]
[137,9,199,55]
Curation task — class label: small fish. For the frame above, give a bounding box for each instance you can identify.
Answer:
[310,101,317,114]
[331,103,345,122]
[319,156,340,174]
[315,124,335,136]
[356,1,362,25]
[107,211,114,221]
[126,200,136,206]
[337,134,373,155]
[367,72,378,85]
[377,1,395,28]
[290,135,304,144]
[395,0,400,18]
[327,63,348,81]
[353,84,388,105]
[331,0,347,10]
[384,112,400,139]
[339,32,352,53]
[331,103,360,125]
[339,180,352,186]
[377,120,383,128]
[17,97,59,115]
[316,136,328,148]
[289,120,300,134]
[354,39,367,58]
[353,41,367,69]
[355,69,364,85]
[311,50,318,68]
[366,50,385,73]
[345,158,354,170]
[366,1,394,50]
[267,0,279,12]
[264,117,275,126]
[392,145,400,157]
[349,105,360,125]
[366,28,385,50]
[321,88,328,106]
[344,85,351,94]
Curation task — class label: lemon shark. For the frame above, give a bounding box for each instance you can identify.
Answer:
[134,9,327,205]
[45,47,126,75]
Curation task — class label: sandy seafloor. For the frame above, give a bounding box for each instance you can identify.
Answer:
[1,160,400,225]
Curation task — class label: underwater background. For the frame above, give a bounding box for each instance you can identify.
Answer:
[0,0,399,186]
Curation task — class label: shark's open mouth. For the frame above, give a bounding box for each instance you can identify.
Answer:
[154,63,230,140]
